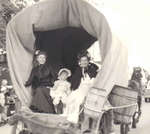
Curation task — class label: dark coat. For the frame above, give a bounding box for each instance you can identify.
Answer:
[25,64,56,113]
[70,62,99,90]
[25,64,56,89]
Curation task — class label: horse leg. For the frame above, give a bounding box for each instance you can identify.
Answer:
[132,112,137,128]
[120,123,125,134]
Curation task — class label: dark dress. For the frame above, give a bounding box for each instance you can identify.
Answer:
[25,64,56,113]
[70,62,99,90]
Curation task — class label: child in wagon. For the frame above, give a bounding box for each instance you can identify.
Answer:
[50,68,71,114]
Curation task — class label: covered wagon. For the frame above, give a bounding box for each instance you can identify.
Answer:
[6,0,131,134]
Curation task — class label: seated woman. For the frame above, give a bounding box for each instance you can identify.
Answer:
[50,68,71,114]
[65,51,99,124]
[71,51,99,91]
[25,51,56,114]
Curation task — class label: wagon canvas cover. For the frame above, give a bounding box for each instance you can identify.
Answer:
[6,0,129,133]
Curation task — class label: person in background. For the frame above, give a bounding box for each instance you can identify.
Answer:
[128,67,143,112]
[25,51,56,114]
[0,79,12,125]
[128,67,143,128]
[50,68,71,114]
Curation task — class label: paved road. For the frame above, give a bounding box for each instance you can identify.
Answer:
[128,101,150,134]
[0,101,150,134]
[115,101,150,134]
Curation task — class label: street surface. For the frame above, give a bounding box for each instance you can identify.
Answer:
[0,101,150,134]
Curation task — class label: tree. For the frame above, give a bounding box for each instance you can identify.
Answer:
[0,0,42,49]
[0,0,20,49]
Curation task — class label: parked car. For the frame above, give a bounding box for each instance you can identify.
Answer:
[144,88,150,102]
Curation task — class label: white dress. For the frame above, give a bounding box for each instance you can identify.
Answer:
[65,74,94,123]
[50,80,71,105]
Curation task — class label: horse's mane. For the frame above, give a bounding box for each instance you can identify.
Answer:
[129,68,143,89]
[131,68,142,82]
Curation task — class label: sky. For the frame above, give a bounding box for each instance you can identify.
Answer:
[95,0,150,71]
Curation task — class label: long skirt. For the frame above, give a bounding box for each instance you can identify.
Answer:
[65,82,92,123]
[30,86,56,114]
